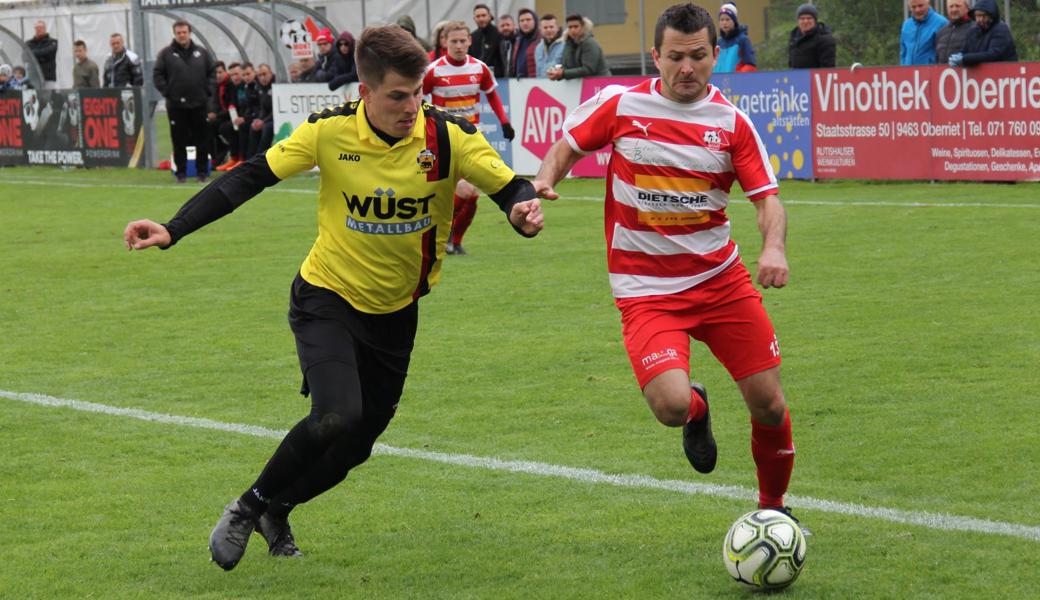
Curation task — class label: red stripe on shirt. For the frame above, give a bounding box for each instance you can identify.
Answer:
[608,244,736,277]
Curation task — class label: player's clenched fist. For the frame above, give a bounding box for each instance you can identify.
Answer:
[124,219,171,251]
[509,199,544,236]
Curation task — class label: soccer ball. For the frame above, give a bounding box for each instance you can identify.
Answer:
[723,509,806,590]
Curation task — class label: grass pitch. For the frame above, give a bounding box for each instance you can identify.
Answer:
[0,167,1038,598]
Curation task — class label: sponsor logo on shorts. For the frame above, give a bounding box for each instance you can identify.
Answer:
[641,347,680,369]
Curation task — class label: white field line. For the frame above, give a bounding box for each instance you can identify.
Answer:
[2,177,1039,209]
[3,389,1039,543]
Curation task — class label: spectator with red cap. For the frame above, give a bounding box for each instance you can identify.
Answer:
[313,30,338,83]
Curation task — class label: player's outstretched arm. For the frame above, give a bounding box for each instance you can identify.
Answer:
[753,194,789,289]
[533,138,583,201]
[122,154,282,251]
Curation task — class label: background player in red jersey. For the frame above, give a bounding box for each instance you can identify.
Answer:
[532,2,807,532]
[423,21,515,255]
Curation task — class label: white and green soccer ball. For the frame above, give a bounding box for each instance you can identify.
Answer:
[723,509,807,590]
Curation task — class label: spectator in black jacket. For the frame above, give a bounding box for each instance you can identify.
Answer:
[153,20,216,182]
[296,55,319,82]
[948,0,1018,66]
[248,63,275,156]
[470,4,504,77]
[788,4,836,69]
[935,0,973,65]
[498,15,517,77]
[27,21,58,88]
[327,31,358,90]
[103,33,144,87]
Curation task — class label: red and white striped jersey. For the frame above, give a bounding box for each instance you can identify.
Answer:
[562,79,778,299]
[423,55,497,124]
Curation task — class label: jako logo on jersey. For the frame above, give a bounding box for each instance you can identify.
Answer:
[632,119,652,136]
[339,153,361,162]
[342,187,435,235]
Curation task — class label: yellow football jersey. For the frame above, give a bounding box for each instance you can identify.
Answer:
[266,100,515,314]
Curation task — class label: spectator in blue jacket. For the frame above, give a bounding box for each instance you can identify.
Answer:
[949,0,1018,66]
[534,14,564,77]
[715,3,756,73]
[900,0,947,65]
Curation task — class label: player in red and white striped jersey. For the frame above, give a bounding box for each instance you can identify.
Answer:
[423,21,515,255]
[534,3,807,532]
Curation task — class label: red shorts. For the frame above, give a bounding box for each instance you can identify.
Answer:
[615,262,782,388]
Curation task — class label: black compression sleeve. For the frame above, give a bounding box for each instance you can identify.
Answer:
[488,176,538,238]
[162,153,281,247]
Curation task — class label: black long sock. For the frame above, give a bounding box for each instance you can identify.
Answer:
[239,361,364,514]
[264,432,375,519]
[238,418,323,514]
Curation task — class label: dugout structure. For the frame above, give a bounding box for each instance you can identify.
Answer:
[131,0,337,168]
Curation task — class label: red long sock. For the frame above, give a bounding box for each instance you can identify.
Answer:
[751,408,794,509]
[687,387,706,422]
[451,195,478,245]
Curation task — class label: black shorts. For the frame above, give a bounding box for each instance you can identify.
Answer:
[288,273,417,410]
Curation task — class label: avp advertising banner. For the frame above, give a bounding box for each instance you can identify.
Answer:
[0,87,143,167]
[812,62,1040,180]
[509,78,583,176]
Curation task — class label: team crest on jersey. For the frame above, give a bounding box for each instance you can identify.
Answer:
[416,148,436,173]
[703,129,722,150]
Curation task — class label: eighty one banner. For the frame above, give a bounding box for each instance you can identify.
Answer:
[0,87,143,167]
[811,62,1040,180]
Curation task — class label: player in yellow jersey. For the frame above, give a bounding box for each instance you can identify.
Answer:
[123,25,543,571]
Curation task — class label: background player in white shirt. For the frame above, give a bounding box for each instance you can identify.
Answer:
[532,2,806,532]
